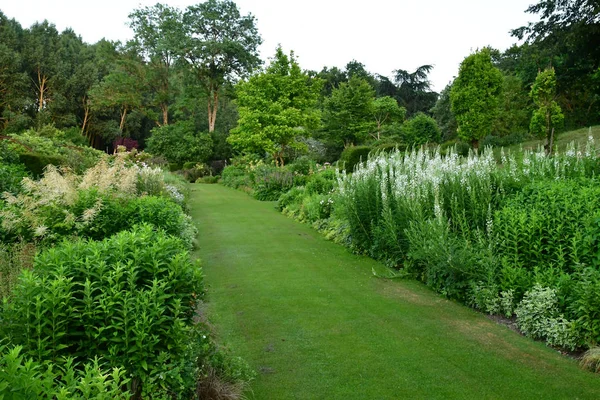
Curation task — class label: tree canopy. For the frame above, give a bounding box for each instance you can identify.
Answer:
[182,0,262,133]
[228,47,321,165]
[450,48,503,148]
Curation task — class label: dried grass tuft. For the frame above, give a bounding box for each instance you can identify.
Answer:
[580,347,600,373]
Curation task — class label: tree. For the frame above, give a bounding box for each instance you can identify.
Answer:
[228,47,321,166]
[450,48,503,148]
[431,82,458,141]
[147,120,213,164]
[530,68,564,154]
[394,65,438,116]
[493,74,532,137]
[316,66,347,97]
[182,0,262,132]
[371,96,405,140]
[22,21,60,113]
[128,3,184,126]
[512,0,600,42]
[88,56,143,134]
[322,76,375,147]
[0,13,28,130]
[510,0,600,128]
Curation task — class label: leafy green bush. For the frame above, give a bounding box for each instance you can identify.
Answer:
[221,165,252,189]
[481,132,527,148]
[196,176,220,184]
[8,127,104,174]
[515,285,578,350]
[405,218,497,300]
[179,163,211,183]
[301,194,335,222]
[305,173,335,196]
[494,179,600,273]
[147,121,213,165]
[287,156,316,175]
[0,163,29,194]
[18,153,65,176]
[277,186,306,211]
[0,225,204,397]
[252,165,294,201]
[338,146,371,173]
[567,267,600,345]
[0,344,130,399]
[402,113,441,145]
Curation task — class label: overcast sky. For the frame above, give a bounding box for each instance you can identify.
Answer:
[1,0,536,91]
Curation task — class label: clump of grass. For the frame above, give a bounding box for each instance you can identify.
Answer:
[580,347,600,373]
[196,367,250,400]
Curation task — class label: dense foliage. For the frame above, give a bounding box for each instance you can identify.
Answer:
[0,151,254,398]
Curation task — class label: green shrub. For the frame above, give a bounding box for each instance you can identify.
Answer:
[402,113,441,145]
[168,163,182,172]
[515,284,578,350]
[567,267,600,345]
[0,163,29,194]
[18,153,65,177]
[494,179,600,273]
[305,173,335,196]
[252,165,294,201]
[196,176,219,184]
[0,344,130,399]
[338,146,371,173]
[405,218,497,300]
[180,163,211,183]
[147,121,212,165]
[221,165,251,189]
[0,225,204,397]
[8,128,104,174]
[277,186,306,211]
[1,189,196,249]
[301,194,335,223]
[287,156,316,175]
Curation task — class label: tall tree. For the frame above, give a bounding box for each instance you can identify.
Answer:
[88,55,143,134]
[511,0,600,127]
[128,3,184,126]
[530,68,564,154]
[512,0,600,41]
[228,47,321,165]
[393,65,438,116]
[0,12,28,130]
[322,76,375,147]
[182,0,262,132]
[450,48,503,148]
[22,21,60,113]
[431,82,458,141]
[371,96,405,140]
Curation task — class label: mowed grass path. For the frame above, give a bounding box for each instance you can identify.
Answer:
[190,184,600,399]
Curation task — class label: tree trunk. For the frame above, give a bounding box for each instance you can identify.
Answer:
[547,127,555,156]
[36,67,49,112]
[119,107,128,132]
[161,104,169,126]
[207,83,219,133]
[81,98,91,137]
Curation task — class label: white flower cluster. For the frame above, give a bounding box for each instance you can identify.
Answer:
[165,184,184,204]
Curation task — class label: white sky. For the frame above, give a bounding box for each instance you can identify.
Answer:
[1,0,535,91]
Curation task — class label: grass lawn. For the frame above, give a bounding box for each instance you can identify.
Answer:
[190,184,600,399]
